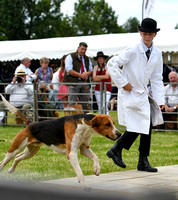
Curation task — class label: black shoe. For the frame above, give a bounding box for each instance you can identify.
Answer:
[106,148,126,168]
[137,156,158,172]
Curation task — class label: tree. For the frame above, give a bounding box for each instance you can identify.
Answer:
[72,0,125,36]
[123,17,140,33]
[0,0,28,40]
[30,0,65,39]
[175,24,178,29]
[0,26,8,40]
[0,0,76,40]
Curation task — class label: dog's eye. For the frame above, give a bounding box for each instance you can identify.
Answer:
[106,123,111,127]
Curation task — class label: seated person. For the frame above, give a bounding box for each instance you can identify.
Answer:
[163,71,178,130]
[109,85,118,111]
[37,81,58,120]
[0,69,34,125]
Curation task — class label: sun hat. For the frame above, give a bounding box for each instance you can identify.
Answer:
[94,51,109,60]
[138,18,160,33]
[14,69,27,76]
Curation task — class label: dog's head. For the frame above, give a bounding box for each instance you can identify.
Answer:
[84,114,121,140]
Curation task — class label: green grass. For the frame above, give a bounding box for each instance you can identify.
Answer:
[0,112,177,183]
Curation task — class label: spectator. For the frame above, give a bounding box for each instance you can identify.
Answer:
[0,69,34,125]
[35,57,53,89]
[109,85,118,111]
[163,64,177,83]
[37,81,57,120]
[163,71,178,129]
[51,67,60,109]
[93,51,112,115]
[63,42,93,113]
[57,55,68,109]
[15,57,37,82]
[51,68,60,93]
[106,18,165,173]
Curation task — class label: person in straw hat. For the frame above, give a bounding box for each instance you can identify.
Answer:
[0,69,34,125]
[106,18,165,172]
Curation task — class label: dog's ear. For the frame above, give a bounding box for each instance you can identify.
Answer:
[84,114,96,126]
[91,116,100,127]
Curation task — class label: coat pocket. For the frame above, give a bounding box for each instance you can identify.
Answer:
[123,90,148,111]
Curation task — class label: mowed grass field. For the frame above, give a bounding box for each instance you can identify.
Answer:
[0,111,177,183]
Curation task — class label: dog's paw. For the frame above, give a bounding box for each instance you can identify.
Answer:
[82,184,91,192]
[94,168,100,176]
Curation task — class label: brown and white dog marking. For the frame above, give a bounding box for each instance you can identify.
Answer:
[0,94,121,191]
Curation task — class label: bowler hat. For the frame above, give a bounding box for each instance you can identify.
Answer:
[14,69,27,76]
[94,51,108,60]
[138,18,160,33]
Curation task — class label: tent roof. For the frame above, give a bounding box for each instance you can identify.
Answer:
[0,29,178,62]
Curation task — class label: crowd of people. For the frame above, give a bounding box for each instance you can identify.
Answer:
[0,18,177,131]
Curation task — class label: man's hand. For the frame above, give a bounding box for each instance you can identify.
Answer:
[81,72,88,80]
[12,76,17,83]
[165,106,175,112]
[123,83,132,91]
[160,105,165,110]
[21,76,26,83]
[12,76,26,83]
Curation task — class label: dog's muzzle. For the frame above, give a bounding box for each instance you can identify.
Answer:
[106,131,122,141]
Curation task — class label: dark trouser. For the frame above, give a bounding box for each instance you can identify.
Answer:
[68,83,89,113]
[117,124,152,157]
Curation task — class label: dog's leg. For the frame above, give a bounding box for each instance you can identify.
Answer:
[65,121,91,191]
[80,145,100,176]
[8,143,41,173]
[69,150,90,191]
[0,138,29,172]
[0,152,16,171]
[67,137,90,191]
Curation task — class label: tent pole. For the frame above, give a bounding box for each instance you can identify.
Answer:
[142,0,144,20]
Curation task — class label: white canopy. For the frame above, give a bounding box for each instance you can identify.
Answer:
[0,29,178,62]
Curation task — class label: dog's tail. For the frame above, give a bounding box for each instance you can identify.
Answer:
[0,94,31,125]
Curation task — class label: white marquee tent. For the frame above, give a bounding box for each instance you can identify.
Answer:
[0,29,178,64]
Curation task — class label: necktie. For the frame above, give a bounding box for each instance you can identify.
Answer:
[80,57,84,73]
[146,49,151,60]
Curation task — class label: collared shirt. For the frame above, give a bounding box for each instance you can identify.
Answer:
[51,69,60,91]
[65,54,93,74]
[36,67,53,83]
[15,64,37,82]
[141,39,153,54]
[164,84,178,106]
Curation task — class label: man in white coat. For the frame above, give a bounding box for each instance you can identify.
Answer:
[106,18,165,172]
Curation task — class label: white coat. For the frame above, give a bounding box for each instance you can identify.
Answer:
[107,41,165,135]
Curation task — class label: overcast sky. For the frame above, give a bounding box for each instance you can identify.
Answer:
[61,0,178,31]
